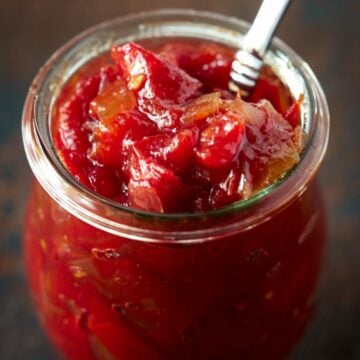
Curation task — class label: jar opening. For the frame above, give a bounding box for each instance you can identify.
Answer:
[22,9,329,242]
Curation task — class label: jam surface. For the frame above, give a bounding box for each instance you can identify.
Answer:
[53,40,303,212]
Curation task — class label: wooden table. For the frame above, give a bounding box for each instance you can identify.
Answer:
[0,0,359,358]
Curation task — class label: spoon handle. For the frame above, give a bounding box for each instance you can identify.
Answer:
[242,0,292,57]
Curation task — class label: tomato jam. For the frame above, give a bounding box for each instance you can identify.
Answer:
[52,41,303,213]
[23,33,326,360]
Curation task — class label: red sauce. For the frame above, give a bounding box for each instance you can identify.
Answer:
[53,41,303,213]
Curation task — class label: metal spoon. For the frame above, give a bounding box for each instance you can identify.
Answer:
[229,0,292,94]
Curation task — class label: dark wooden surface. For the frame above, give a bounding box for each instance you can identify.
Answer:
[0,0,359,359]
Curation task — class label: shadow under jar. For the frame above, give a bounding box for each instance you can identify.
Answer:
[22,9,329,360]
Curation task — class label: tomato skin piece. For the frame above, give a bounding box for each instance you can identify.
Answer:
[57,74,100,158]
[284,95,303,128]
[129,129,198,176]
[163,129,198,175]
[128,145,190,213]
[196,112,245,170]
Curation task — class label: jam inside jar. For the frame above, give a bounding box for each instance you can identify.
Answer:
[22,9,329,360]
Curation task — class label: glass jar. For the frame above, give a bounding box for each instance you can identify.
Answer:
[22,9,329,360]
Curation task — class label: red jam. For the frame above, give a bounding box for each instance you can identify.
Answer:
[24,39,324,360]
[53,41,303,213]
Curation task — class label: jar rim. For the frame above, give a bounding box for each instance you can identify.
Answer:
[22,8,330,243]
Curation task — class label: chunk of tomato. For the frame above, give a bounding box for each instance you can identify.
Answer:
[196,112,245,169]
[112,42,201,128]
[128,144,190,212]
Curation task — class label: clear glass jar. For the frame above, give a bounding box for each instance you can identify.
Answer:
[22,9,329,360]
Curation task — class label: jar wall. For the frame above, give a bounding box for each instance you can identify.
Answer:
[24,178,326,360]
